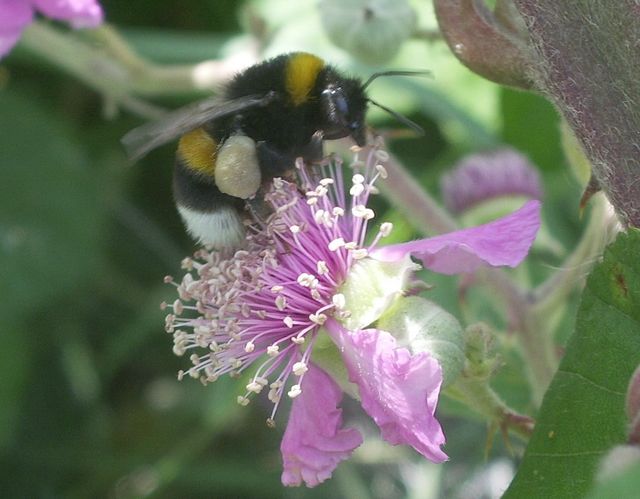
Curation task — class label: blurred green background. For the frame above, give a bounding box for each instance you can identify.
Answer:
[0,0,583,497]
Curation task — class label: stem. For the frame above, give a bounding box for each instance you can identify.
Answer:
[445,376,534,441]
[381,152,459,235]
[480,268,558,403]
[19,22,259,117]
[533,195,619,313]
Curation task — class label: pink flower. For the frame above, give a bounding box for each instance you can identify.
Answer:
[440,149,543,214]
[165,142,541,487]
[0,0,103,57]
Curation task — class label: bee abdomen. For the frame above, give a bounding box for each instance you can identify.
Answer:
[173,158,246,248]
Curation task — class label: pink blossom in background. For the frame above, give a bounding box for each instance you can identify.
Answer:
[0,0,103,57]
[165,143,541,487]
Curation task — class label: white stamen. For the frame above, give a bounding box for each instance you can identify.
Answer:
[320,178,334,186]
[313,209,326,224]
[309,312,327,325]
[288,385,302,398]
[297,273,318,288]
[350,183,365,196]
[246,381,264,393]
[328,238,345,251]
[380,222,393,237]
[375,164,388,178]
[237,396,250,406]
[316,260,329,275]
[244,341,255,353]
[352,173,365,184]
[267,345,280,357]
[344,241,358,250]
[270,285,283,293]
[332,207,345,217]
[291,336,305,345]
[283,316,294,328]
[293,362,308,376]
[268,389,281,403]
[332,293,346,309]
[275,295,287,311]
[290,225,300,234]
[352,205,367,218]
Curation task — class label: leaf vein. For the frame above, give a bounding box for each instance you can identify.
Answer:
[557,368,625,396]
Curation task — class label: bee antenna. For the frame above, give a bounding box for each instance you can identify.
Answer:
[367,98,425,136]
[362,70,432,90]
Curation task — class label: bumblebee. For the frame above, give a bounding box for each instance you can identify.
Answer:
[123,52,423,248]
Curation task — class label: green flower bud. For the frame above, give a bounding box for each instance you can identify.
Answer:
[377,296,465,386]
[319,0,416,64]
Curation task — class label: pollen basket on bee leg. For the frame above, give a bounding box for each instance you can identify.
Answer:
[214,135,262,200]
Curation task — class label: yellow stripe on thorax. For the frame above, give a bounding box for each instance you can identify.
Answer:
[177,128,217,177]
[285,53,325,106]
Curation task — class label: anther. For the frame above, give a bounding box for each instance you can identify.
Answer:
[328,238,345,251]
[293,362,308,376]
[380,222,393,237]
[288,385,302,398]
[267,345,280,357]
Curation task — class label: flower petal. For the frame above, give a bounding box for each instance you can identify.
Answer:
[370,200,541,274]
[281,363,363,488]
[327,321,447,462]
[0,0,33,58]
[34,0,103,28]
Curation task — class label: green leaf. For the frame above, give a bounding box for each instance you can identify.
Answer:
[0,89,105,321]
[504,229,640,498]
[0,321,31,448]
[500,87,564,172]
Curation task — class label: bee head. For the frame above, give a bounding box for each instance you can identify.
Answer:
[319,77,368,147]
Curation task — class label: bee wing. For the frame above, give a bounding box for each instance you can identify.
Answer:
[121,93,275,162]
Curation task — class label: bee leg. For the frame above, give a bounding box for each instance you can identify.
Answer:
[300,131,325,164]
[245,189,273,224]
[255,141,296,177]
